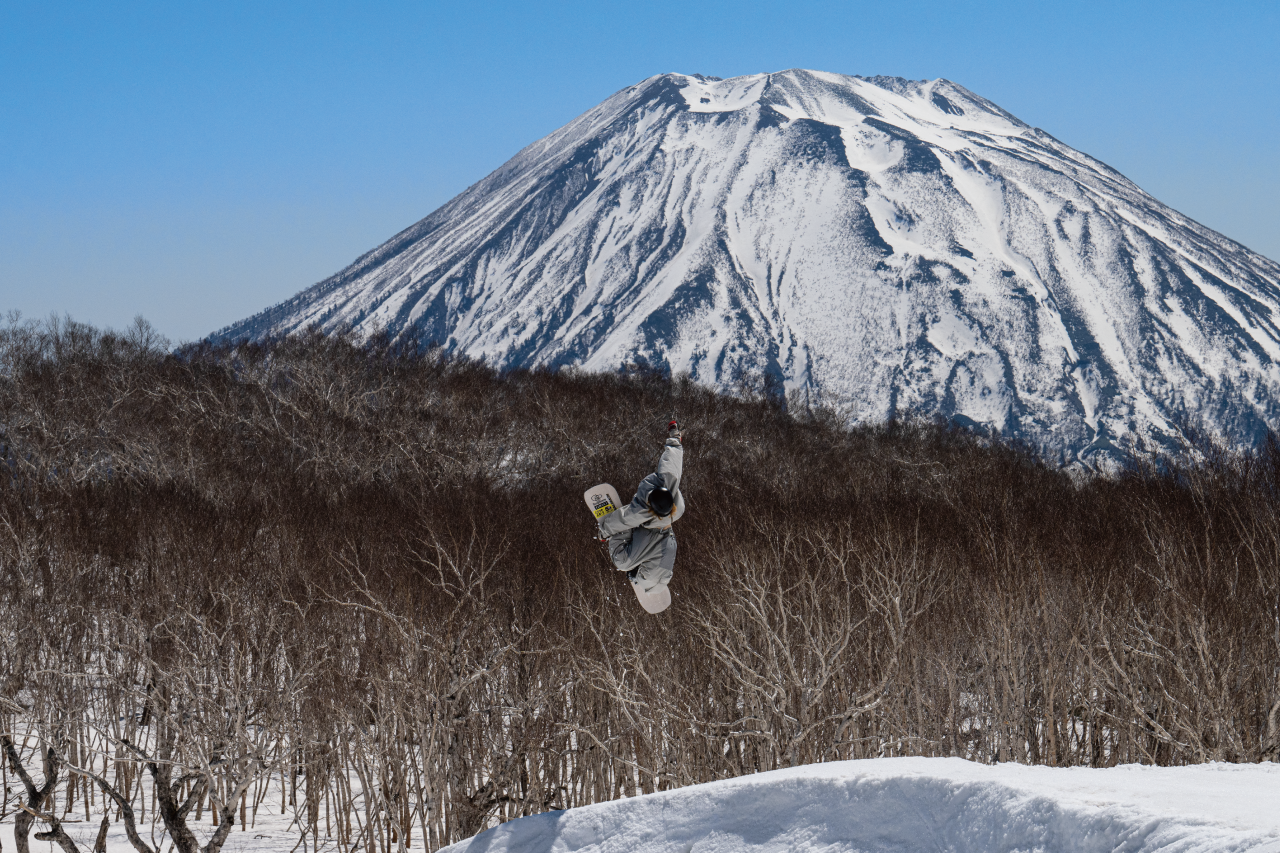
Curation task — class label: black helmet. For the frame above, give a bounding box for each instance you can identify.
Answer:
[647,486,675,517]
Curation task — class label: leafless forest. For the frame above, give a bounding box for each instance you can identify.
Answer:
[1,316,1278,853]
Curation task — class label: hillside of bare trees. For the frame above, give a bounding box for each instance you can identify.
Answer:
[2,316,1278,853]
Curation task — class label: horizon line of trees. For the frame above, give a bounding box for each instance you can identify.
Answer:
[1,315,1278,852]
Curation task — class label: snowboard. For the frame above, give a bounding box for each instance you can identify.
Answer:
[584,483,673,615]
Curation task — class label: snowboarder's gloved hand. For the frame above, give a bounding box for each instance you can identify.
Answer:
[668,419,682,442]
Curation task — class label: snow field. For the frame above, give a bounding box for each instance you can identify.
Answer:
[0,798,317,853]
[442,758,1280,853]
[2,772,351,853]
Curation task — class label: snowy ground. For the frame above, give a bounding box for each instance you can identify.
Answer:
[6,758,1277,853]
[0,790,332,853]
[442,758,1280,853]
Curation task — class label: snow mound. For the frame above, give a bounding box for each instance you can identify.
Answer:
[442,758,1280,853]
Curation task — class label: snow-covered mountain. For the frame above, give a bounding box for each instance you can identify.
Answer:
[212,70,1280,460]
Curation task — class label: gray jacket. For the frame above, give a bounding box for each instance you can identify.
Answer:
[599,438,685,537]
[599,438,684,582]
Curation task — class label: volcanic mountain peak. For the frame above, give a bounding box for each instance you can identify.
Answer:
[213,69,1280,462]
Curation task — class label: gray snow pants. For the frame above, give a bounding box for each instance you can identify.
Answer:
[608,527,676,593]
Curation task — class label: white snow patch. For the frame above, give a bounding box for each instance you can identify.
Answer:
[927,311,981,358]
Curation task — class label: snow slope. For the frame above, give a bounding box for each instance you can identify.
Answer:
[211,70,1280,461]
[441,758,1280,853]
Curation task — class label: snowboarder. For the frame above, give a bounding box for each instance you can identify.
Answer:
[597,420,685,596]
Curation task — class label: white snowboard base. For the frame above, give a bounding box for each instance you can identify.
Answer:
[584,483,672,615]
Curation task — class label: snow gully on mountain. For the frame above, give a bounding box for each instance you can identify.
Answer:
[212,69,1280,463]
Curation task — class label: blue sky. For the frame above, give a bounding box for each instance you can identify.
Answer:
[2,0,1277,343]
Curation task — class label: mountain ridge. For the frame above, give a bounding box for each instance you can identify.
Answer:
[212,69,1280,461]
